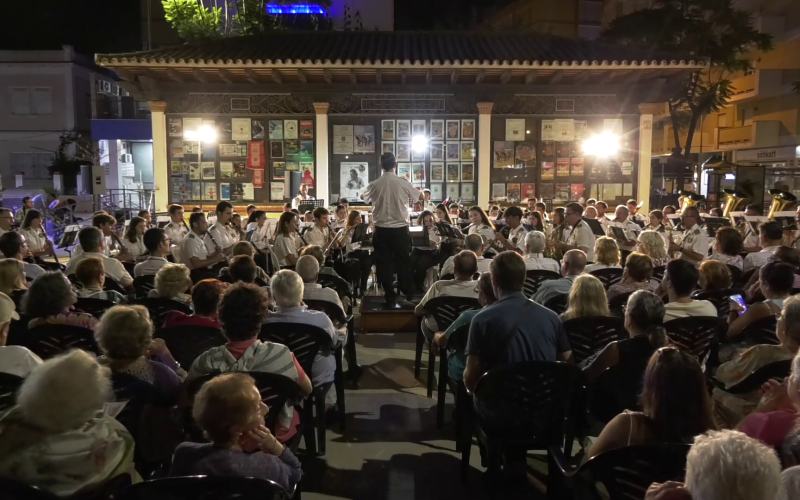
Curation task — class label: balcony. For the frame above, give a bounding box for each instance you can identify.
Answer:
[651,126,716,156]
[727,69,786,103]
[716,121,781,150]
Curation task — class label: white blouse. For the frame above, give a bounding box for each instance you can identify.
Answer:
[274,233,302,267]
[122,236,147,260]
[19,227,47,253]
[468,223,496,245]
[249,223,272,251]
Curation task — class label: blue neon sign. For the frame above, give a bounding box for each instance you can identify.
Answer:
[266,3,327,15]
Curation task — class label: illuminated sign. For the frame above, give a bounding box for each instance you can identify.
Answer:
[266,3,326,14]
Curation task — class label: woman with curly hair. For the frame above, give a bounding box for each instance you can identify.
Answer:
[585,237,621,272]
[0,258,27,309]
[636,229,670,268]
[23,272,98,330]
[149,263,193,307]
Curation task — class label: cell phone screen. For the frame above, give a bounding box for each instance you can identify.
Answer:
[730,294,747,316]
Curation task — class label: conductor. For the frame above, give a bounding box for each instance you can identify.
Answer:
[362,152,424,307]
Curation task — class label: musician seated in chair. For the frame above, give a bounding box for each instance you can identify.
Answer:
[72,213,132,261]
[743,221,784,273]
[304,207,338,250]
[164,204,189,246]
[0,208,13,238]
[668,206,708,267]
[204,202,238,257]
[180,212,227,281]
[121,216,147,261]
[742,204,764,252]
[74,257,127,304]
[134,228,171,277]
[17,209,59,271]
[0,231,45,280]
[65,227,134,291]
[493,206,527,255]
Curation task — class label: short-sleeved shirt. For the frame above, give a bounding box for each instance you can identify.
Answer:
[443,308,482,381]
[533,275,578,305]
[304,225,333,249]
[361,171,421,228]
[65,251,133,287]
[507,225,528,253]
[418,279,479,331]
[134,256,169,277]
[565,220,595,261]
[121,237,147,260]
[679,224,709,265]
[523,253,561,273]
[743,245,782,273]
[466,292,570,369]
[274,233,301,267]
[180,232,209,269]
[164,221,189,245]
[204,222,237,254]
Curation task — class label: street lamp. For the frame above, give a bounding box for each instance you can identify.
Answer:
[582,132,620,157]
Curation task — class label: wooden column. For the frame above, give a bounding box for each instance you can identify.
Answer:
[637,103,657,213]
[477,102,493,207]
[149,101,169,211]
[313,102,330,204]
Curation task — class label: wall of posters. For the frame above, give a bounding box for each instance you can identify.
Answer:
[340,162,369,198]
[381,120,395,140]
[381,141,395,155]
[541,120,555,141]
[333,125,354,155]
[492,183,506,199]
[430,183,443,200]
[461,184,474,202]
[554,119,575,141]
[446,184,460,200]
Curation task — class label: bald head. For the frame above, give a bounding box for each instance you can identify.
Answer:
[295,255,320,284]
[464,233,484,254]
[563,249,587,276]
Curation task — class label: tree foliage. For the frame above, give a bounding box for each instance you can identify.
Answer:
[162,0,222,43]
[602,0,773,160]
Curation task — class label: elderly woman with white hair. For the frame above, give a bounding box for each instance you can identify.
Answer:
[636,229,670,268]
[0,350,136,496]
[148,263,193,308]
[522,231,560,273]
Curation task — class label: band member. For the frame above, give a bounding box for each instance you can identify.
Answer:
[494,206,527,254]
[743,221,784,273]
[0,209,13,238]
[742,204,763,252]
[595,201,610,231]
[488,205,500,218]
[586,198,597,207]
[274,211,303,268]
[422,189,436,212]
[291,183,312,210]
[204,201,237,256]
[526,198,538,213]
[121,217,147,260]
[411,210,440,290]
[527,210,545,232]
[668,206,708,266]
[342,210,373,297]
[647,210,667,232]
[338,198,350,213]
[180,212,226,281]
[246,210,272,274]
[18,209,52,259]
[230,213,247,241]
[137,210,152,227]
[305,207,337,249]
[467,206,496,255]
[534,202,549,222]
[192,207,203,213]
[583,206,597,220]
[246,204,257,217]
[662,205,677,216]
[610,205,641,255]
[333,205,348,229]
[282,202,292,213]
[74,213,131,260]
[164,204,189,245]
[627,199,646,223]
[14,196,33,224]
[361,152,423,307]
[551,202,595,262]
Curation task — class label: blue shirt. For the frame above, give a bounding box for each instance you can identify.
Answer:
[465,292,570,369]
[443,308,482,382]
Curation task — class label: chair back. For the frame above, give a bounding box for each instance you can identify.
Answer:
[725,359,793,394]
[523,270,561,298]
[0,477,59,500]
[6,314,32,347]
[112,475,293,500]
[318,273,354,301]
[544,293,569,315]
[445,323,471,354]
[741,316,780,345]
[259,322,332,378]
[109,371,163,443]
[304,299,347,327]
[584,444,691,500]
[134,297,193,326]
[740,267,758,287]
[133,275,155,298]
[473,361,582,442]
[423,296,480,333]
[439,273,455,281]
[155,326,226,370]
[652,266,665,282]
[103,275,126,294]
[26,324,99,359]
[75,297,116,319]
[589,356,650,423]
[0,372,23,413]
[608,292,633,318]
[727,264,743,285]
[589,268,624,290]
[562,316,627,364]
[663,317,728,361]
[690,288,743,319]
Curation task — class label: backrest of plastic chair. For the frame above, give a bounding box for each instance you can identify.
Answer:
[304,299,347,326]
[0,372,23,413]
[423,296,480,332]
[103,275,126,294]
[562,316,627,363]
[75,297,116,319]
[136,297,193,320]
[439,273,455,281]
[445,323,471,354]
[727,359,792,394]
[133,275,155,297]
[663,317,727,360]
[590,268,624,289]
[259,322,329,377]
[727,265,743,285]
[523,270,561,298]
[690,288,743,319]
[608,292,633,318]
[318,273,353,300]
[110,371,162,441]
[544,293,569,315]
[741,316,780,345]
[27,324,99,360]
[112,475,290,500]
[589,357,649,423]
[587,444,691,500]
[155,326,226,371]
[652,266,665,282]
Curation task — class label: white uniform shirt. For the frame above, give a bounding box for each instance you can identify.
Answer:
[274,233,301,267]
[65,251,133,286]
[292,194,312,210]
[180,232,210,269]
[679,224,710,265]
[14,208,27,224]
[164,221,189,245]
[610,219,641,252]
[122,236,147,260]
[441,254,491,276]
[423,200,437,212]
[249,223,272,252]
[134,256,169,277]
[361,171,421,228]
[565,220,596,262]
[468,223,496,246]
[204,222,236,254]
[18,227,47,253]
[507,225,528,253]
[304,224,333,249]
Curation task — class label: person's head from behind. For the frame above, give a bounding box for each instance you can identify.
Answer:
[561,249,587,276]
[78,226,105,254]
[0,231,26,260]
[524,231,546,255]
[778,296,800,353]
[453,250,478,280]
[295,255,320,284]
[685,430,782,500]
[193,372,267,447]
[17,350,111,433]
[565,274,609,320]
[760,221,784,244]
[143,227,170,256]
[625,291,667,346]
[636,230,668,260]
[0,292,19,345]
[380,152,397,172]
[463,233,484,256]
[95,305,152,362]
[219,283,269,341]
[192,207,203,213]
[714,227,743,256]
[475,272,497,308]
[640,347,714,442]
[75,257,105,289]
[594,237,620,266]
[192,279,225,320]
[22,272,75,318]
[282,202,292,212]
[489,251,526,297]
[664,259,698,299]
[624,252,654,282]
[270,270,303,308]
[155,263,191,298]
[0,258,26,296]
[229,255,257,284]
[300,245,325,268]
[229,241,254,259]
[772,246,800,272]
[759,261,794,299]
[697,260,731,291]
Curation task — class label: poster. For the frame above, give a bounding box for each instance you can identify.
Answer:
[251,120,265,140]
[521,183,536,201]
[300,162,314,175]
[556,158,570,177]
[515,141,536,167]
[269,120,284,140]
[299,140,313,157]
[201,161,216,179]
[230,183,244,201]
[505,118,525,141]
[273,163,285,180]
[340,162,369,198]
[603,118,623,136]
[333,125,354,154]
[233,161,247,177]
[170,144,184,158]
[411,120,426,136]
[412,147,425,162]
[168,118,182,137]
[461,184,474,202]
[412,163,426,182]
[558,142,571,158]
[494,141,515,168]
[171,161,182,175]
[270,182,285,201]
[542,141,555,159]
[431,183,443,201]
[430,120,444,140]
[203,182,217,200]
[201,146,216,161]
[446,142,460,161]
[302,169,314,188]
[431,163,444,182]
[284,120,298,139]
[446,120,460,140]
[285,161,299,172]
[270,141,284,159]
[492,183,506,199]
[446,163,460,182]
[243,183,255,200]
[285,140,299,156]
[189,162,201,180]
[396,142,410,161]
[299,120,313,139]
[381,120,395,140]
[172,178,185,200]
[397,120,411,140]
[461,119,475,140]
[192,182,202,199]
[461,163,474,182]
[574,120,588,141]
[183,117,202,135]
[253,169,264,188]
[247,141,265,169]
[397,164,411,181]
[507,183,521,203]
[542,161,555,180]
[555,119,575,141]
[220,161,233,178]
[430,142,444,161]
[446,184,460,200]
[184,142,198,155]
[571,158,585,176]
[353,125,375,153]
[231,118,251,140]
[220,144,238,157]
[382,142,395,155]
[541,120,555,141]
[219,119,232,137]
[571,183,585,202]
[220,183,231,201]
[555,184,570,203]
[461,141,474,161]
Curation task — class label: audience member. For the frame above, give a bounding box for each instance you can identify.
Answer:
[162,279,224,329]
[0,231,44,280]
[299,245,341,278]
[746,246,800,301]
[464,251,572,391]
[662,259,717,321]
[585,237,621,273]
[522,231,560,273]
[23,272,98,330]
[296,255,346,322]
[726,261,793,340]
[533,249,587,305]
[441,234,491,276]
[149,264,193,307]
[0,350,135,496]
[75,257,127,303]
[698,260,732,291]
[607,252,657,300]
[708,226,745,270]
[783,466,800,500]
[133,227,170,277]
[228,255,259,284]
[66,227,134,290]
[561,274,610,321]
[636,230,670,268]
[0,292,40,377]
[219,241,270,283]
[416,251,479,340]
[170,373,303,490]
[743,221,784,273]
[0,258,27,308]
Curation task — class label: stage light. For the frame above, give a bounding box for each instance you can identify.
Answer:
[582,133,619,157]
[184,126,217,143]
[412,135,428,153]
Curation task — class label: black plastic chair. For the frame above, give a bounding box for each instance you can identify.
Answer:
[523,269,561,298]
[415,296,480,398]
[727,264,743,285]
[305,297,360,389]
[440,273,455,281]
[740,267,758,287]
[461,361,583,485]
[663,317,728,362]
[588,357,650,424]
[608,291,633,318]
[154,326,226,371]
[103,275,126,294]
[112,476,295,500]
[714,359,792,395]
[562,316,627,364]
[0,476,60,500]
[544,293,569,315]
[318,272,354,304]
[110,371,164,439]
[259,321,343,457]
[548,444,691,500]
[6,313,32,348]
[741,316,780,345]
[75,297,116,319]
[690,288,744,319]
[0,372,23,413]
[134,297,193,327]
[652,266,665,282]
[26,324,99,359]
[590,268,624,290]
[133,275,155,298]
[436,322,470,430]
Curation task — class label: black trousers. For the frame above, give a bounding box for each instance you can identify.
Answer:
[372,226,415,300]
[346,249,373,295]
[411,249,438,290]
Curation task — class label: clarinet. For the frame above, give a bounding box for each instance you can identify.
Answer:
[40,228,59,265]
[206,228,228,263]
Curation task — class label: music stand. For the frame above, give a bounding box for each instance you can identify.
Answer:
[582,217,606,237]
[701,216,732,238]
[351,224,371,244]
[666,214,682,230]
[409,226,430,248]
[730,211,746,228]
[773,211,798,231]
[156,215,171,229]
[435,222,465,240]
[609,225,629,244]
[298,199,326,214]
[58,225,81,256]
[745,215,770,233]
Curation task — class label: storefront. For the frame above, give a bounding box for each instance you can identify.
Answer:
[96,31,702,212]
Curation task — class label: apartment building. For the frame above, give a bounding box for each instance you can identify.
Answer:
[479,0,604,39]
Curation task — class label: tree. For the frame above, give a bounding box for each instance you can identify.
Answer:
[602,0,773,161]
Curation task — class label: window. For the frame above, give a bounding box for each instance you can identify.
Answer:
[33,88,52,115]
[10,88,31,115]
[10,152,34,173]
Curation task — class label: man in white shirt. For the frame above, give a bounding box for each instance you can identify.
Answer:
[0,292,41,378]
[291,183,312,210]
[134,228,171,277]
[609,205,641,254]
[14,197,33,224]
[668,206,708,267]
[204,201,237,257]
[422,189,437,212]
[72,212,130,260]
[627,199,647,224]
[441,234,492,276]
[296,255,347,341]
[0,208,13,238]
[361,152,424,307]
[553,202,596,262]
[494,206,527,254]
[416,250,479,339]
[533,249,586,304]
[662,259,717,321]
[742,204,763,252]
[304,207,337,250]
[523,231,561,273]
[180,212,226,281]
[65,227,134,290]
[595,201,610,232]
[164,204,189,246]
[0,232,45,280]
[743,221,784,273]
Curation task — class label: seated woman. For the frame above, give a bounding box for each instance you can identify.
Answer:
[23,272,98,330]
[0,258,27,310]
[726,261,793,341]
[707,226,744,270]
[121,216,147,261]
[636,230,670,268]
[588,347,715,458]
[522,231,560,273]
[561,274,610,321]
[585,237,621,272]
[96,305,184,401]
[699,260,733,292]
[218,241,270,283]
[162,279,224,329]
[148,263,193,308]
[170,372,303,491]
[527,210,545,233]
[746,247,800,302]
[75,257,127,304]
[273,212,302,268]
[0,350,136,496]
[584,290,668,380]
[607,252,658,300]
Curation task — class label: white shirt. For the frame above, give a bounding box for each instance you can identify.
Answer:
[23,261,46,279]
[204,222,237,254]
[274,233,301,267]
[418,279,479,331]
[303,283,346,319]
[249,223,272,251]
[65,251,133,287]
[180,232,210,269]
[291,194,312,210]
[164,221,189,245]
[679,224,710,265]
[14,208,27,224]
[609,219,641,252]
[506,225,528,253]
[663,299,718,322]
[18,227,47,253]
[304,224,333,249]
[565,220,595,262]
[469,223,496,247]
[423,200,437,212]
[523,253,561,273]
[0,345,42,378]
[121,236,147,260]
[743,228,760,250]
[743,245,781,273]
[361,171,421,228]
[134,256,169,277]
[441,254,491,276]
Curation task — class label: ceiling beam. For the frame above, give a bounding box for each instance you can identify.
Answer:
[349,69,357,84]
[375,69,382,84]
[244,69,260,84]
[323,69,332,84]
[296,69,307,84]
[550,70,564,84]
[524,70,538,84]
[451,70,459,84]
[500,70,512,84]
[164,68,183,83]
[218,69,235,84]
[270,69,282,84]
[114,68,137,82]
[193,68,209,83]
[401,69,407,85]
[475,70,485,84]
[426,70,433,84]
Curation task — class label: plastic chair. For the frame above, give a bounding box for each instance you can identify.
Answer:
[740,267,758,287]
[741,316,780,345]
[133,275,155,298]
[112,476,295,500]
[652,266,665,282]
[154,326,226,371]
[461,361,583,485]
[103,275,126,294]
[75,297,116,319]
[690,288,744,319]
[714,359,792,395]
[440,273,455,281]
[0,372,23,413]
[415,296,480,398]
[134,297,193,327]
[608,291,633,318]
[544,293,569,315]
[259,321,343,457]
[562,316,627,364]
[727,264,743,285]
[523,269,561,298]
[590,268,624,290]
[26,324,100,360]
[588,357,650,424]
[663,317,728,362]
[436,322,470,430]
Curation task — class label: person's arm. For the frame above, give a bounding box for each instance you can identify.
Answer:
[189,253,224,270]
[583,342,620,381]
[727,302,771,339]
[464,354,485,392]
[587,412,632,459]
[555,322,573,363]
[415,286,435,316]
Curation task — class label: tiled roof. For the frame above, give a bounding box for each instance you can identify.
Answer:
[96,31,702,68]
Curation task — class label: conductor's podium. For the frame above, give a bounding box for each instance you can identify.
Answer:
[359,296,418,334]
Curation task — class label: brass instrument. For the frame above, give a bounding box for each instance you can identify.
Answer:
[767,189,797,220]
[678,190,705,212]
[722,189,749,218]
